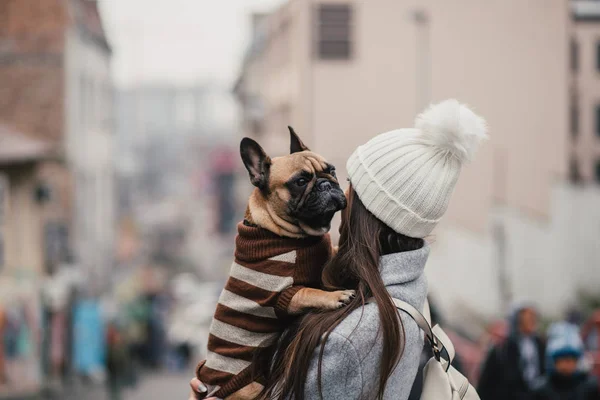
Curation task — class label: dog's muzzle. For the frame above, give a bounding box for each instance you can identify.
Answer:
[296,179,347,230]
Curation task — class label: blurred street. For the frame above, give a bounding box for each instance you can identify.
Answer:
[59,371,192,400]
[122,372,191,400]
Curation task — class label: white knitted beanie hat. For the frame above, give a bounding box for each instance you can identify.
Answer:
[346,99,488,238]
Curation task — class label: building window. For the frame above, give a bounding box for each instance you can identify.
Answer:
[90,79,97,129]
[80,74,87,130]
[176,92,196,129]
[571,96,579,138]
[596,105,600,137]
[571,38,578,72]
[0,174,7,271]
[316,4,353,60]
[250,120,263,136]
[103,83,113,132]
[44,222,69,274]
[569,157,582,184]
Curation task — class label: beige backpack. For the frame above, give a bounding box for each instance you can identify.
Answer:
[392,298,481,400]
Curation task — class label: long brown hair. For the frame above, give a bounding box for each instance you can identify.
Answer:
[256,186,423,400]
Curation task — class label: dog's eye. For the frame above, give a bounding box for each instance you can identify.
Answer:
[330,169,337,178]
[296,178,308,187]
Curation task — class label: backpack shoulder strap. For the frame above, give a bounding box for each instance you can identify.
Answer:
[390,298,435,346]
[422,298,432,325]
[390,298,456,368]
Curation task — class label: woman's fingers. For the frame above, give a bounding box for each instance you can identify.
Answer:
[189,377,208,399]
[188,377,221,399]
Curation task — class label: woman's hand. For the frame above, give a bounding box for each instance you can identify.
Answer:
[188,377,220,400]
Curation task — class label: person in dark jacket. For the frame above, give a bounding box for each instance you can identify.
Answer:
[478,303,546,400]
[106,323,129,400]
[532,322,599,400]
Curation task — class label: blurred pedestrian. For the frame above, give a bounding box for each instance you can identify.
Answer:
[0,307,6,384]
[177,341,192,368]
[106,323,128,400]
[478,303,546,400]
[532,323,599,400]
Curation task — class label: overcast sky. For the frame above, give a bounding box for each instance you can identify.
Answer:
[99,0,285,88]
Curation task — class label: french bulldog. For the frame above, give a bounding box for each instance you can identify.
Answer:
[195,128,352,399]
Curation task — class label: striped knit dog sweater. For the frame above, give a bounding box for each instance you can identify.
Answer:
[196,222,332,398]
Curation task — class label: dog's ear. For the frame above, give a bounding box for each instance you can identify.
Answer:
[240,137,271,191]
[289,126,310,154]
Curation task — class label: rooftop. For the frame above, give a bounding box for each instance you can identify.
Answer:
[72,0,111,52]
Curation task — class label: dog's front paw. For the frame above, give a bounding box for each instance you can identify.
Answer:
[325,290,356,309]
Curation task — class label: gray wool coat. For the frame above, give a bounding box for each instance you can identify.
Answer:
[302,245,429,400]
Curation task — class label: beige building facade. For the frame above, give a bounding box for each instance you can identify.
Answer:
[236,0,568,230]
[235,0,600,325]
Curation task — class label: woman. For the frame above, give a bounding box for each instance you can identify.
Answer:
[190,99,488,399]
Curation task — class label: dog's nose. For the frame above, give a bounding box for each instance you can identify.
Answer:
[317,179,332,192]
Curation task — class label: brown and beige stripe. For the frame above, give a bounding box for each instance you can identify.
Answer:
[203,251,297,383]
[196,223,332,398]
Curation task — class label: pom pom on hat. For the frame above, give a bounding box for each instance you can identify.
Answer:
[415,99,488,163]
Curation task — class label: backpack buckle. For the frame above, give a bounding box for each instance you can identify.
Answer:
[432,340,442,361]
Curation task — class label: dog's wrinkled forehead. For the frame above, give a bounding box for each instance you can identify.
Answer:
[269,151,329,184]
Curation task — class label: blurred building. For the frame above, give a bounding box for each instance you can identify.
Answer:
[233,0,600,326]
[0,0,115,294]
[115,85,210,213]
[571,0,600,184]
[0,2,114,393]
[66,0,116,295]
[115,85,243,278]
